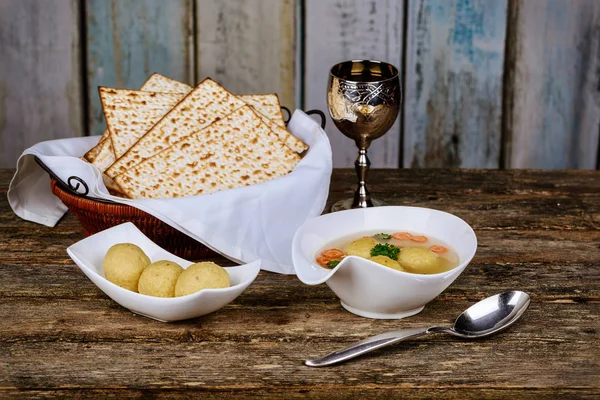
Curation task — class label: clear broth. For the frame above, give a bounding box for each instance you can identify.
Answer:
[317,230,460,274]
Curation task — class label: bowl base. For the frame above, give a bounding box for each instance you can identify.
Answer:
[340,302,425,320]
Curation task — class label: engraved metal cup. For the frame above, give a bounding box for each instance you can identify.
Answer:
[327,60,401,211]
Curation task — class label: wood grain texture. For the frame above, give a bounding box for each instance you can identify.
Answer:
[0,0,83,168]
[1,389,599,400]
[195,0,297,109]
[0,168,599,398]
[86,0,194,136]
[304,0,404,168]
[504,0,600,169]
[404,0,507,168]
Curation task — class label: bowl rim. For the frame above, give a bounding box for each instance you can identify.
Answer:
[293,205,478,284]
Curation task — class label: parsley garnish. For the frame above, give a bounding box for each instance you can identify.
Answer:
[370,243,400,260]
[373,233,392,240]
[326,260,341,268]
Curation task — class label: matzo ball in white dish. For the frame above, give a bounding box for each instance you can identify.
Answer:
[103,243,150,292]
[67,223,260,322]
[175,262,230,297]
[138,260,184,298]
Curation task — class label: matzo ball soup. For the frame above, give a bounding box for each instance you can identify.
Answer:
[316,231,459,274]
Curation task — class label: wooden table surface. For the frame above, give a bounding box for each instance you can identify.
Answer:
[1,168,599,399]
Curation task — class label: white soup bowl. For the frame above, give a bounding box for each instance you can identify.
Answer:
[292,206,477,319]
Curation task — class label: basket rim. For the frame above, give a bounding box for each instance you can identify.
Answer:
[51,178,145,215]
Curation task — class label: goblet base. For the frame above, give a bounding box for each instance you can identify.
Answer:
[331,198,387,212]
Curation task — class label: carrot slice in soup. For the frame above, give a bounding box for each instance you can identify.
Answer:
[316,256,330,267]
[429,245,448,253]
[322,248,344,259]
[392,232,413,241]
[410,235,428,243]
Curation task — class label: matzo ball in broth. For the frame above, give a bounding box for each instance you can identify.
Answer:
[316,231,459,274]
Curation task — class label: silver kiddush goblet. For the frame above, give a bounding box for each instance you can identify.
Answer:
[327,60,401,212]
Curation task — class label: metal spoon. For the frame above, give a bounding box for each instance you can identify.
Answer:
[305,290,530,367]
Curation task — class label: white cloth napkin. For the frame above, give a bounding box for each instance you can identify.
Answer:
[8,110,332,274]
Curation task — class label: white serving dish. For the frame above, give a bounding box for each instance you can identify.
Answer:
[292,206,477,319]
[67,222,261,322]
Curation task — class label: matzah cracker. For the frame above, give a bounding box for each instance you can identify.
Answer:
[238,94,285,127]
[142,73,193,94]
[114,106,301,199]
[256,112,307,153]
[100,88,186,159]
[85,73,191,162]
[84,137,106,164]
[102,171,124,195]
[106,78,246,178]
[238,94,307,153]
[89,140,123,194]
[91,139,116,172]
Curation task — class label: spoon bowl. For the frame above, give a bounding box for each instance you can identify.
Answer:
[306,291,531,367]
[451,291,531,338]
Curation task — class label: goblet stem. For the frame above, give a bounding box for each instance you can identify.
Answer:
[331,143,386,212]
[353,148,372,208]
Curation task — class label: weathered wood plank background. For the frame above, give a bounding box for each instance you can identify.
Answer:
[86,0,194,136]
[404,0,507,168]
[504,0,600,169]
[196,0,297,110]
[0,0,598,169]
[0,0,83,163]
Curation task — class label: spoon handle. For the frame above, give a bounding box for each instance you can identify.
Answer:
[305,327,429,367]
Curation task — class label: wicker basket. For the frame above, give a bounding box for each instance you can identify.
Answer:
[43,109,326,261]
[51,179,215,260]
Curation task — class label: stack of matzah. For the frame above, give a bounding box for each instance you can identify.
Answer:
[83,74,308,199]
